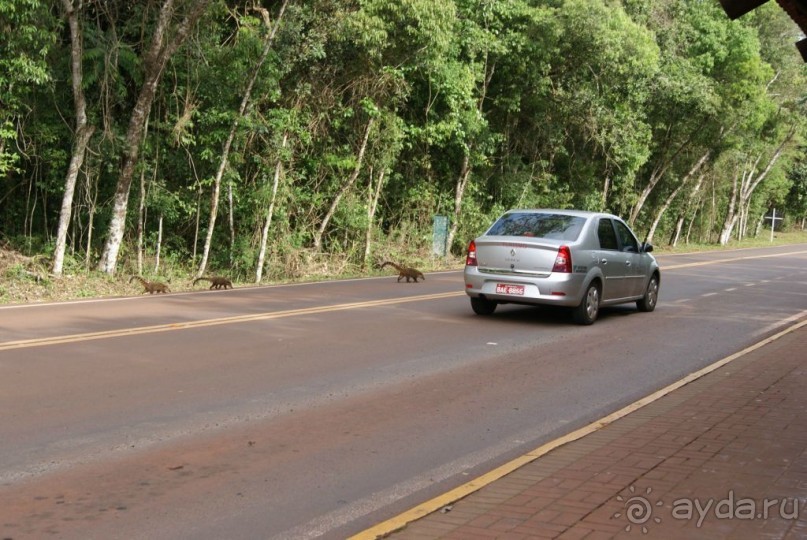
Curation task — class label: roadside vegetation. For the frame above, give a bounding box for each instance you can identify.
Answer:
[0,241,463,304]
[2,230,805,306]
[1,1,807,305]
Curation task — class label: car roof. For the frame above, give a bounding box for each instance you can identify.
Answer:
[504,208,621,220]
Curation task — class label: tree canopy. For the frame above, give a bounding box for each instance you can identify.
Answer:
[1,0,805,280]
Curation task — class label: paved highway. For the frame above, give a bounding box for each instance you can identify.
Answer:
[1,244,806,539]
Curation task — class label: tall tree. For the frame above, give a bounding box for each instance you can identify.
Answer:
[52,0,95,276]
[97,0,210,274]
[444,0,535,252]
[312,113,374,252]
[719,126,796,244]
[627,1,727,226]
[255,131,289,283]
[196,0,290,278]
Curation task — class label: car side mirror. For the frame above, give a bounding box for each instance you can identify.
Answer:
[642,242,654,253]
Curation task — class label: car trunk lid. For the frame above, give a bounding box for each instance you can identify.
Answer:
[474,238,563,277]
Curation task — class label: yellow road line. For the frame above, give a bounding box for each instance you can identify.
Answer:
[0,291,464,351]
[350,315,807,540]
[662,249,807,270]
[4,249,804,350]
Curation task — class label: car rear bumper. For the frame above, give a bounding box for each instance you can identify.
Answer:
[463,266,587,307]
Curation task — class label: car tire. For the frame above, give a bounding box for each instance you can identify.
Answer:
[636,274,659,312]
[572,282,599,325]
[470,297,497,315]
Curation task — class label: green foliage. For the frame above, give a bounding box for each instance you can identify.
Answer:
[1,0,806,287]
[786,152,807,220]
[0,0,56,174]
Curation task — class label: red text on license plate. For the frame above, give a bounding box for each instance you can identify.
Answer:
[496,283,524,295]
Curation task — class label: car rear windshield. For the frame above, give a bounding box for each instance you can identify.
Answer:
[486,212,585,241]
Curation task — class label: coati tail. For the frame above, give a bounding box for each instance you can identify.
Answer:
[380,261,402,271]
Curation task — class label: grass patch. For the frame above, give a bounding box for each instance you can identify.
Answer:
[655,229,807,254]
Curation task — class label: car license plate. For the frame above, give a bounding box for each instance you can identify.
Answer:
[496,283,524,295]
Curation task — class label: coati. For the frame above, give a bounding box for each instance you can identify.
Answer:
[193,276,233,290]
[129,275,170,294]
[380,261,425,283]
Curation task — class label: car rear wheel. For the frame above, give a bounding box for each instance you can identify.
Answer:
[470,297,497,315]
[636,275,659,312]
[572,283,599,325]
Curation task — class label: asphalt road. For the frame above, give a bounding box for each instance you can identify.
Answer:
[1,244,806,539]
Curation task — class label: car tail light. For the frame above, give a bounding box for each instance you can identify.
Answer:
[552,245,572,273]
[465,240,477,266]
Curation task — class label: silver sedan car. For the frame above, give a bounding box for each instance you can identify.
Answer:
[463,209,660,324]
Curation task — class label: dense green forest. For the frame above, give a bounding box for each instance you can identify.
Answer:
[2,0,806,283]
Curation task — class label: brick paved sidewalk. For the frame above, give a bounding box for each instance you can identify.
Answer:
[384,323,807,540]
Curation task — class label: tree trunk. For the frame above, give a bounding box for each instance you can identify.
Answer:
[445,58,495,254]
[98,0,210,274]
[629,165,666,226]
[84,164,98,269]
[313,118,374,251]
[628,135,693,226]
[719,170,740,245]
[193,184,201,263]
[53,0,95,276]
[670,214,684,247]
[446,153,471,254]
[197,0,289,278]
[645,175,700,245]
[645,186,678,245]
[754,211,766,237]
[629,123,733,226]
[363,167,386,269]
[228,180,235,267]
[154,214,163,273]
[739,201,749,240]
[136,168,146,276]
[641,147,712,230]
[645,153,710,244]
[719,127,794,245]
[671,173,706,247]
[255,132,288,283]
[685,204,699,244]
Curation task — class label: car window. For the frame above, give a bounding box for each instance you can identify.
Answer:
[486,213,585,241]
[614,220,639,253]
[597,219,619,250]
